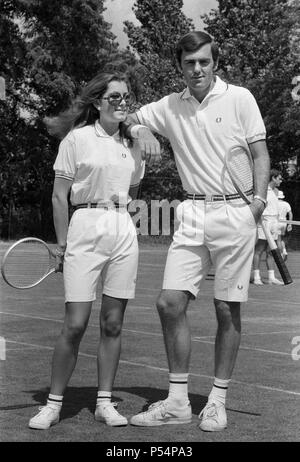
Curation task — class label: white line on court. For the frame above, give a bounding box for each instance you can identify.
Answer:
[1,310,298,355]
[133,287,300,307]
[193,338,293,356]
[4,339,300,397]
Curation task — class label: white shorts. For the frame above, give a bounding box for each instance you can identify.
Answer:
[277,223,287,236]
[63,208,138,302]
[257,216,279,240]
[162,199,257,302]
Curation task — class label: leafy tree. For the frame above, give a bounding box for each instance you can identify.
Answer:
[201,0,300,165]
[0,0,29,237]
[0,0,136,239]
[124,0,194,202]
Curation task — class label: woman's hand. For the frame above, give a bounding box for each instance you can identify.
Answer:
[55,246,65,273]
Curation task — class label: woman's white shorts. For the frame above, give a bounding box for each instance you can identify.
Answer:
[63,208,138,302]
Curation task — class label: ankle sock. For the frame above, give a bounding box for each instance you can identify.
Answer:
[253,270,261,281]
[208,378,230,405]
[268,270,275,281]
[97,390,112,407]
[167,372,189,406]
[47,393,63,409]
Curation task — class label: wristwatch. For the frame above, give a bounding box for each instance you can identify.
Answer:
[253,195,267,208]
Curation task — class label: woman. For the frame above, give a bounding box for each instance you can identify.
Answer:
[29,72,144,429]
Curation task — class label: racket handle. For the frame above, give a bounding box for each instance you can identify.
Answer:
[260,220,293,285]
[269,248,293,285]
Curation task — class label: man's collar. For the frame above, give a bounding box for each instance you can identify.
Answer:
[181,76,228,100]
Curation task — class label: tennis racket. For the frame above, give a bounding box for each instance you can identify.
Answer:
[225,145,293,285]
[1,237,58,289]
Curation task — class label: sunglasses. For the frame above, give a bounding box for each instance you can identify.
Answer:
[102,92,135,107]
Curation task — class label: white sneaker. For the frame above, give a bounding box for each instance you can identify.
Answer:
[29,405,60,430]
[95,402,128,427]
[253,279,264,285]
[130,400,192,426]
[199,401,227,432]
[268,278,283,285]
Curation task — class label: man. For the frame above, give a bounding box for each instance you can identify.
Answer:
[277,190,293,261]
[252,169,283,285]
[127,31,270,431]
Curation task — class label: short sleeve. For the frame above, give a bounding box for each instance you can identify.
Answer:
[238,90,266,144]
[136,96,169,138]
[130,145,145,187]
[53,135,77,180]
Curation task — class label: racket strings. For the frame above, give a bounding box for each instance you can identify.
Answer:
[228,151,253,192]
[3,241,51,288]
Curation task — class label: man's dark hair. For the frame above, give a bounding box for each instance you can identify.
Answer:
[176,31,219,69]
[270,168,282,181]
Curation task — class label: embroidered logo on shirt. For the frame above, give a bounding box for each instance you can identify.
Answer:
[216,117,222,123]
[122,153,127,158]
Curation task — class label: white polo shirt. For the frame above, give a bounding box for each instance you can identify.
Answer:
[53,122,145,205]
[263,186,279,218]
[278,200,291,220]
[136,76,266,195]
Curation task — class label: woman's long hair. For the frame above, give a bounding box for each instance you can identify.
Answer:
[44,72,132,140]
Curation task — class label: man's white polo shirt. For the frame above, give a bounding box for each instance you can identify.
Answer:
[136,76,266,195]
[53,122,144,205]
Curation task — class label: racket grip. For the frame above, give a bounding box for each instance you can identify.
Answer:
[270,248,293,285]
[260,220,293,285]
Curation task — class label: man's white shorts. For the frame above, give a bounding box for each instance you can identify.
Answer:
[162,199,258,302]
[63,208,138,302]
[257,216,279,240]
[277,222,287,236]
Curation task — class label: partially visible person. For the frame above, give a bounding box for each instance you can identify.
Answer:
[252,169,283,285]
[29,71,145,430]
[277,190,293,261]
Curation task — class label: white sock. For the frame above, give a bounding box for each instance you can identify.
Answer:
[167,373,189,406]
[208,378,230,405]
[96,390,112,407]
[253,270,261,281]
[268,270,275,281]
[47,393,63,409]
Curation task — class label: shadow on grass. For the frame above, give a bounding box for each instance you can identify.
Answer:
[22,386,207,420]
[20,385,260,421]
[114,386,208,415]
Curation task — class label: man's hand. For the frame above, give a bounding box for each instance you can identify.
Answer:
[134,127,161,166]
[249,198,265,223]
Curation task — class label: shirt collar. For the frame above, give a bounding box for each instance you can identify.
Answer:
[181,76,228,100]
[94,120,120,139]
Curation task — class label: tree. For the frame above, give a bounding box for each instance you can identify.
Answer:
[201,0,300,165]
[0,0,29,237]
[124,0,194,203]
[0,0,136,239]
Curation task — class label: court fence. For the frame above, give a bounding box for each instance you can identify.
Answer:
[0,177,299,250]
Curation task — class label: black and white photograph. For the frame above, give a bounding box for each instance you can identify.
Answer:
[0,0,299,447]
